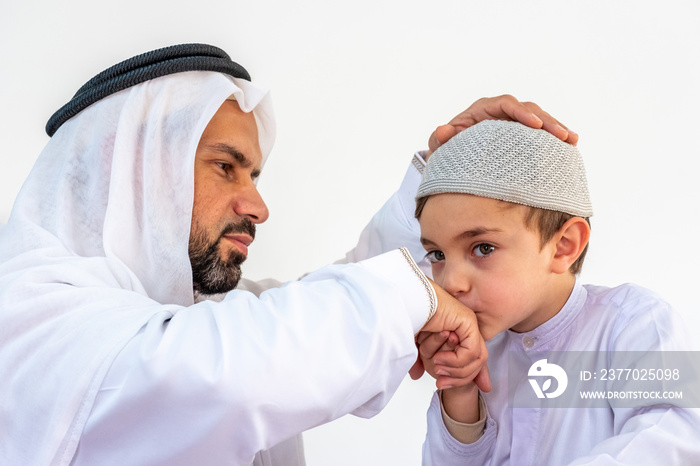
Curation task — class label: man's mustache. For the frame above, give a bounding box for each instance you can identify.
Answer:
[218,218,256,242]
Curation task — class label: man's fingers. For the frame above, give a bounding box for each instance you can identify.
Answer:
[430,95,578,150]
[463,95,544,130]
[521,101,578,145]
[426,124,458,157]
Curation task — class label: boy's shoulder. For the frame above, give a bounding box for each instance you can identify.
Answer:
[583,282,669,311]
[581,282,689,351]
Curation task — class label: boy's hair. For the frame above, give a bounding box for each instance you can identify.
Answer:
[522,206,590,274]
[414,197,590,274]
[415,119,593,275]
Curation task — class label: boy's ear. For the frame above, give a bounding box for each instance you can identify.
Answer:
[550,217,590,274]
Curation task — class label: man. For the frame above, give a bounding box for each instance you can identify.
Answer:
[0,44,576,465]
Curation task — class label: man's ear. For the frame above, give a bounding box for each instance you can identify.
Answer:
[550,217,590,274]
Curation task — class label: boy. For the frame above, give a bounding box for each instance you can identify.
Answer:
[414,120,699,464]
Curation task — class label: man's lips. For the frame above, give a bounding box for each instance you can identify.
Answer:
[222,234,253,256]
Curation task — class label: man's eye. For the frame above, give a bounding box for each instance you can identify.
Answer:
[425,250,445,263]
[474,244,495,257]
[216,162,233,173]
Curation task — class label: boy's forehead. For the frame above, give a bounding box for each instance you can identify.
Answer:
[420,193,529,230]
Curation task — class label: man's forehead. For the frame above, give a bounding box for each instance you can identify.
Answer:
[198,101,263,167]
[202,101,260,142]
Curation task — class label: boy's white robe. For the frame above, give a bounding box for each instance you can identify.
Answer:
[423,281,700,465]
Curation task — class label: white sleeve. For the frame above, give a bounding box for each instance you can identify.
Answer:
[230,153,429,300]
[71,249,436,466]
[341,153,430,275]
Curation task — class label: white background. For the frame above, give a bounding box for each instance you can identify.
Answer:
[1,1,698,464]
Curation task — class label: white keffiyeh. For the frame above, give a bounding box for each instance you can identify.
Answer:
[0,71,274,465]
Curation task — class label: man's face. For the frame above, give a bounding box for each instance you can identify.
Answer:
[419,193,562,341]
[189,100,269,295]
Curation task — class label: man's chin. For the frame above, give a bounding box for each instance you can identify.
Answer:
[193,274,241,296]
[191,259,244,296]
[220,250,247,265]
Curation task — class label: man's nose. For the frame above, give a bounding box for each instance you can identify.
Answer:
[232,182,269,224]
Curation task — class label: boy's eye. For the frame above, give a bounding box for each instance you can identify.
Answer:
[425,250,445,263]
[474,243,495,257]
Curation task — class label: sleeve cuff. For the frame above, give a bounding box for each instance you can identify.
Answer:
[358,248,437,333]
[412,151,428,174]
[411,150,427,175]
[440,391,487,444]
[398,247,437,330]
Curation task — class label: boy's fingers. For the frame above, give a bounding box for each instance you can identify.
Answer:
[408,355,425,380]
[434,337,488,368]
[418,331,451,359]
[473,365,492,393]
[434,364,491,392]
[415,330,432,345]
[446,331,460,350]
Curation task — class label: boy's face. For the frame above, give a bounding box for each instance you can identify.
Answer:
[419,193,566,341]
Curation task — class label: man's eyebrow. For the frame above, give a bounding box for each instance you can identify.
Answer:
[208,143,261,178]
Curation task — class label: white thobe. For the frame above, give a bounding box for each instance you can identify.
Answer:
[423,281,700,465]
[70,158,431,466]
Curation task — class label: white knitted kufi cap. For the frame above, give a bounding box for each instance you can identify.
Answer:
[417,120,593,217]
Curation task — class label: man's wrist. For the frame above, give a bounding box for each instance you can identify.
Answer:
[398,247,437,331]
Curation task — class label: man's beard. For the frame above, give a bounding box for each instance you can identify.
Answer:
[188,218,255,295]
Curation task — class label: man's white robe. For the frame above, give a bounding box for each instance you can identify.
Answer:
[0,70,433,465]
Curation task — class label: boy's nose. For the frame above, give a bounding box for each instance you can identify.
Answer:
[440,264,471,298]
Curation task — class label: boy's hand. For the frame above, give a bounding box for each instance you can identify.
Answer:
[414,330,459,378]
[426,94,578,157]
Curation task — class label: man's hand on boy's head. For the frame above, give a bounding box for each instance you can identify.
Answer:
[426,94,579,157]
